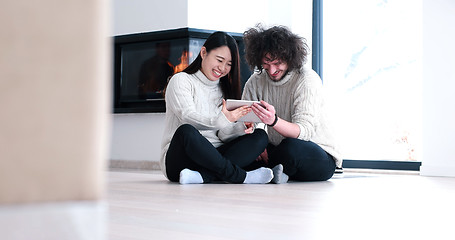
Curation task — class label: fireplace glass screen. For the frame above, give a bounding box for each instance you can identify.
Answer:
[113,28,249,113]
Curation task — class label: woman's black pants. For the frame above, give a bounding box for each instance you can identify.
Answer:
[165,124,268,183]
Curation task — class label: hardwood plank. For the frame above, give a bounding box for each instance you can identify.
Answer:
[107,170,455,240]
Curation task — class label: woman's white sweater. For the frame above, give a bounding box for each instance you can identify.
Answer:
[160,70,246,178]
[242,67,342,167]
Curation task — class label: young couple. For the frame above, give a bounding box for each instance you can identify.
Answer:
[160,25,342,184]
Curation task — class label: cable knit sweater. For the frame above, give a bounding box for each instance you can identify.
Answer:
[160,70,247,178]
[242,67,342,168]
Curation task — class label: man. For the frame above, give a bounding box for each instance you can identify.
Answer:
[242,25,342,183]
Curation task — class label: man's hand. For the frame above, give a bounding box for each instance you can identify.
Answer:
[251,100,276,125]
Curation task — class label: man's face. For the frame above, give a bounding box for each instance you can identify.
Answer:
[261,54,289,81]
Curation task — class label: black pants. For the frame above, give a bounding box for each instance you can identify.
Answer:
[165,124,268,183]
[266,138,336,181]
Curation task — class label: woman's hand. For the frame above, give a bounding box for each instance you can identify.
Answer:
[221,99,251,122]
[256,149,269,164]
[251,100,276,125]
[244,122,254,134]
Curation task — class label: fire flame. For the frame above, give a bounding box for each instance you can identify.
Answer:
[174,50,192,74]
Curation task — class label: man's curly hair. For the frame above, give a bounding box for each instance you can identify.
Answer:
[243,24,309,73]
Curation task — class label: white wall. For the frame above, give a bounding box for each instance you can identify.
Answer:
[111,0,188,35]
[187,0,313,49]
[110,0,313,164]
[420,0,455,177]
[110,113,165,163]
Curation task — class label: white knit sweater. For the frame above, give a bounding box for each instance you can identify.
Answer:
[242,67,342,167]
[160,70,246,178]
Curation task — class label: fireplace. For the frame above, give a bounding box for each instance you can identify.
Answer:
[113,28,251,113]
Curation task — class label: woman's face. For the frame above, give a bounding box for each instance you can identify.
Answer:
[200,46,232,81]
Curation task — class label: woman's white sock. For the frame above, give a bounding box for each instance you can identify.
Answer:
[243,167,273,184]
[179,168,203,184]
[271,164,289,184]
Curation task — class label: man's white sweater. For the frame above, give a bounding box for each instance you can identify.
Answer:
[242,67,342,167]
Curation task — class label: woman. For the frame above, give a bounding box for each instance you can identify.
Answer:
[160,31,273,184]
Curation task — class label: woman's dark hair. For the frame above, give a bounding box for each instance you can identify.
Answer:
[184,31,241,99]
[243,24,309,73]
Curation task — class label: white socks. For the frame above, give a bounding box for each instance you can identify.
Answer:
[179,167,276,184]
[179,168,203,184]
[243,167,274,184]
[271,164,289,184]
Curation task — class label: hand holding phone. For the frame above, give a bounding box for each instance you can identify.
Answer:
[225,99,263,122]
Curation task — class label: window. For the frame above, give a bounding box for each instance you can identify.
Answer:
[319,0,423,170]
